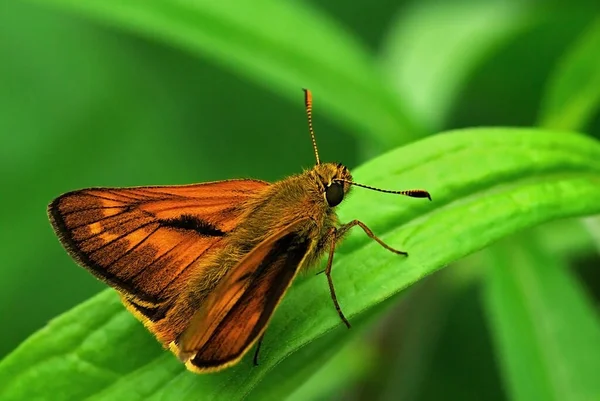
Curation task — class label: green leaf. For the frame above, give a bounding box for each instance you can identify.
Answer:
[380,1,535,131]
[2,128,600,400]
[29,0,421,146]
[285,339,373,401]
[533,219,597,257]
[483,236,600,401]
[539,17,600,131]
[582,217,600,253]
[366,266,479,401]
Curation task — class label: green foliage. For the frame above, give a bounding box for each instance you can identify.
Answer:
[31,0,421,145]
[1,1,599,400]
[539,19,600,131]
[380,1,535,131]
[485,237,600,401]
[2,128,600,400]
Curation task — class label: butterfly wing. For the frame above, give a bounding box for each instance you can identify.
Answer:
[174,217,313,372]
[48,179,269,308]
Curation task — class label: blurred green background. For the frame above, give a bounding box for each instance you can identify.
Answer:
[1,0,599,400]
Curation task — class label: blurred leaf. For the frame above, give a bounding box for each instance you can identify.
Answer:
[539,17,600,131]
[30,0,421,146]
[285,339,373,401]
[484,236,600,401]
[533,219,596,257]
[380,1,534,131]
[415,278,505,401]
[366,273,456,401]
[2,128,600,400]
[582,217,600,253]
[537,14,600,258]
[446,9,596,130]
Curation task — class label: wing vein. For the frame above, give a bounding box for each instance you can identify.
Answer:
[72,213,146,238]
[88,221,157,255]
[150,203,237,213]
[103,189,145,201]
[62,206,125,216]
[109,224,162,267]
[128,188,187,198]
[128,240,181,282]
[69,210,131,230]
[156,251,205,297]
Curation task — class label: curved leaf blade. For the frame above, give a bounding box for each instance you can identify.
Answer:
[29,0,420,145]
[380,2,535,131]
[539,17,600,131]
[2,128,600,400]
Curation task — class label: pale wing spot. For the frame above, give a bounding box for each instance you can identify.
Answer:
[89,222,103,235]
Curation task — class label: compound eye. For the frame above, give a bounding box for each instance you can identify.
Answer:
[325,182,344,207]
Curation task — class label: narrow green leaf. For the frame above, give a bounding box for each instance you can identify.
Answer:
[28,0,420,146]
[484,236,600,401]
[533,219,597,257]
[286,339,373,401]
[370,267,475,401]
[537,14,600,270]
[380,1,534,131]
[2,128,600,400]
[582,217,600,253]
[539,17,600,131]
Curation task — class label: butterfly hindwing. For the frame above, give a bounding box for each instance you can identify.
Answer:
[174,217,313,372]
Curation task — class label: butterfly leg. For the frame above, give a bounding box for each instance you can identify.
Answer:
[324,220,408,329]
[324,227,351,329]
[337,220,408,256]
[253,333,265,367]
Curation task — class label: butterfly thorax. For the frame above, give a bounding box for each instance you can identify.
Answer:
[190,162,353,295]
[237,161,352,251]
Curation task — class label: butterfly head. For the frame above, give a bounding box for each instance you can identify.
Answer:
[311,162,353,207]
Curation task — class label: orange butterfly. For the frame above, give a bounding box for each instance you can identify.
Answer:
[48,89,431,373]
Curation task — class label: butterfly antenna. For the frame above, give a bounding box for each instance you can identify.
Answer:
[335,179,432,200]
[303,88,321,165]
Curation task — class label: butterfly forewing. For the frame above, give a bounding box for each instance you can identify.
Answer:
[174,218,313,372]
[48,179,270,321]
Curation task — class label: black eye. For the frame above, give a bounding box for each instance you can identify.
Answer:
[325,183,344,207]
